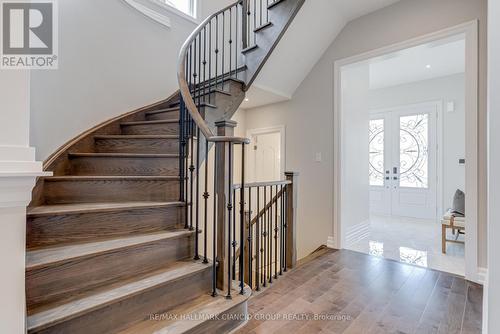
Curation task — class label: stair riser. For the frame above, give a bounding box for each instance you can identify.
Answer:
[146,110,180,121]
[27,205,184,249]
[29,267,212,334]
[27,233,195,311]
[69,156,179,176]
[43,179,180,204]
[95,138,179,154]
[121,123,178,135]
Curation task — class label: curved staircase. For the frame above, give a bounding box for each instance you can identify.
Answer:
[26,0,304,333]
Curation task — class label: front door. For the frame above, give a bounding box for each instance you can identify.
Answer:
[369,103,438,219]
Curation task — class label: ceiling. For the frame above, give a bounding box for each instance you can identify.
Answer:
[369,36,466,90]
[245,0,401,109]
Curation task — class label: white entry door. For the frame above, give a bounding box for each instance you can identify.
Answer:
[369,103,438,219]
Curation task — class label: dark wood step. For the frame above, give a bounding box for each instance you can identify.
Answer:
[145,107,180,121]
[120,119,179,135]
[26,230,195,311]
[68,153,179,176]
[42,176,180,204]
[168,100,217,109]
[94,135,179,154]
[254,22,273,33]
[268,0,287,9]
[119,283,251,334]
[27,261,212,334]
[242,44,259,54]
[27,201,185,249]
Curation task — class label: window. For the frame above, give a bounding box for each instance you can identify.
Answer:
[162,0,197,18]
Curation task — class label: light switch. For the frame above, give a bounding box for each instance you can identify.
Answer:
[447,101,455,113]
[315,152,322,162]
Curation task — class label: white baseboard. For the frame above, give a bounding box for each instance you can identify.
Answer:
[326,236,336,249]
[345,220,370,248]
[477,267,488,285]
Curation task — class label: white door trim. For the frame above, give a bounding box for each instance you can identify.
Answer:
[332,21,479,283]
[246,125,286,180]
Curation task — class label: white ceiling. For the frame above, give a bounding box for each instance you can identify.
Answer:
[369,36,466,90]
[246,0,401,108]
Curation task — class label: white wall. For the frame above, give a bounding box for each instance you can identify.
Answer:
[30,0,228,160]
[245,0,487,263]
[486,0,500,332]
[341,63,370,245]
[368,73,466,214]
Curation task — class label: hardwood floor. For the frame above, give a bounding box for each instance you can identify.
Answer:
[237,249,483,334]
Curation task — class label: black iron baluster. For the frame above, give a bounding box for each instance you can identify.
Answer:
[235,2,239,79]
[253,0,257,45]
[212,146,218,297]
[232,188,236,279]
[198,32,202,105]
[239,143,246,294]
[203,26,207,104]
[248,186,252,289]
[229,8,232,81]
[256,186,261,291]
[179,98,185,203]
[260,0,263,27]
[208,20,212,104]
[283,186,287,272]
[222,11,225,90]
[264,186,267,283]
[280,184,284,275]
[269,185,273,283]
[274,185,278,279]
[194,125,200,259]
[203,138,209,264]
[227,142,234,299]
[266,0,269,23]
[215,15,219,90]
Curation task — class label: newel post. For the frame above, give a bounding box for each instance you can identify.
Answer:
[214,120,237,291]
[285,172,299,269]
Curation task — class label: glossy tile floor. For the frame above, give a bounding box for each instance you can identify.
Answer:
[347,215,465,276]
[237,249,482,334]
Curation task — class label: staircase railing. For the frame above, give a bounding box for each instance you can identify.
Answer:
[177,0,301,299]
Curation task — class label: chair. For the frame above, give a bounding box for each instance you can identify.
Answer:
[441,209,465,253]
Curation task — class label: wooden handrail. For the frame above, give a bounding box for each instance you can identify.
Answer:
[233,180,291,190]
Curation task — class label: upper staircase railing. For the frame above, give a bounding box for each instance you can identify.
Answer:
[177,0,303,299]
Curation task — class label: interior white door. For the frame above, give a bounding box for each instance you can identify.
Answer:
[251,131,282,182]
[369,104,438,219]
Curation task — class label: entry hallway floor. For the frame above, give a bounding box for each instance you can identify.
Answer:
[348,215,465,276]
[236,249,482,334]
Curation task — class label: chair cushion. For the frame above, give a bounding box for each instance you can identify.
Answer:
[442,209,465,228]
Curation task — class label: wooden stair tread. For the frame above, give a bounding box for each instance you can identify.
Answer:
[254,22,273,32]
[68,153,180,158]
[121,119,179,126]
[27,201,184,217]
[27,261,210,332]
[145,107,180,116]
[241,44,259,54]
[44,175,180,181]
[118,284,251,334]
[94,135,179,139]
[27,230,193,269]
[268,0,287,9]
